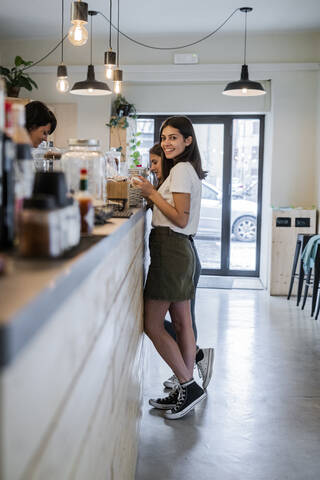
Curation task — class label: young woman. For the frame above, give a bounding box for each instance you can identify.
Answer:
[25,101,57,147]
[149,143,215,392]
[134,116,207,419]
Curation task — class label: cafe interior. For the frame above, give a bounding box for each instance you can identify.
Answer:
[0,1,320,479]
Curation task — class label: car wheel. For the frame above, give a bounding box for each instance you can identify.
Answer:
[232,216,256,242]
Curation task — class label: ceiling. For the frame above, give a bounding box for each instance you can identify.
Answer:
[1,0,320,40]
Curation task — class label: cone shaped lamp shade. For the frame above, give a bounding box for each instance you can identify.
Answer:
[70,65,112,95]
[223,65,266,96]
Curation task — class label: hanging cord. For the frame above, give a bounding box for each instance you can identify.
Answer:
[17,6,241,73]
[90,14,93,64]
[97,7,240,50]
[117,0,120,66]
[61,0,64,62]
[109,0,112,50]
[20,34,68,72]
[244,10,247,65]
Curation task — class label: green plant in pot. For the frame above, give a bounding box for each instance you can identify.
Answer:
[0,56,38,97]
[107,94,136,128]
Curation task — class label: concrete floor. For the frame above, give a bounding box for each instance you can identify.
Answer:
[135,289,320,480]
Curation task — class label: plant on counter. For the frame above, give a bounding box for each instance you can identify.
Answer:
[0,56,38,97]
[129,131,142,168]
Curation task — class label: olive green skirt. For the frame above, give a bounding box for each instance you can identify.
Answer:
[144,227,195,302]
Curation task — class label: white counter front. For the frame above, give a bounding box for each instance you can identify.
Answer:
[0,209,145,480]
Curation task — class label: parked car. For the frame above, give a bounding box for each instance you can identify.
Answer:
[197,182,257,242]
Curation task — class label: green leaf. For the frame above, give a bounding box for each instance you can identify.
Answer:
[136,132,141,136]
[14,56,24,66]
[136,141,141,147]
[19,76,32,90]
[0,66,10,76]
[28,78,38,89]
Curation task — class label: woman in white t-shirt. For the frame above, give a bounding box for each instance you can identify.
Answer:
[134,116,208,420]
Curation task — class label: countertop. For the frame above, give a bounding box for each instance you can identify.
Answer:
[0,208,145,368]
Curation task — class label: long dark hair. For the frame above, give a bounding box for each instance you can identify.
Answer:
[160,116,207,181]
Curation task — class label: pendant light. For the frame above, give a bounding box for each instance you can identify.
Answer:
[113,0,123,94]
[68,1,88,46]
[57,0,69,93]
[223,7,266,96]
[104,0,117,79]
[70,11,112,96]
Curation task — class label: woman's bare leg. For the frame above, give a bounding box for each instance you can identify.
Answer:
[169,300,196,379]
[144,298,192,384]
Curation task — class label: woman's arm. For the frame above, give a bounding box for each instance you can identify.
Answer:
[133,177,190,228]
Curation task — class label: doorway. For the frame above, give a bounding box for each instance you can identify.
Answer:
[137,114,265,277]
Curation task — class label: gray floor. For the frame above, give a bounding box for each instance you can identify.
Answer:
[135,289,320,480]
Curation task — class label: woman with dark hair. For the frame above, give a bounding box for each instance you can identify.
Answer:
[149,142,214,391]
[25,101,57,148]
[134,116,208,419]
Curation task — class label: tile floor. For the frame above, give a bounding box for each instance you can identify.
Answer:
[135,288,320,480]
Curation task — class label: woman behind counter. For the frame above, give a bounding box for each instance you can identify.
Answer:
[25,101,56,147]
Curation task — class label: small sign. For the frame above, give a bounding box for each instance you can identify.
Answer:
[295,217,310,228]
[276,217,291,227]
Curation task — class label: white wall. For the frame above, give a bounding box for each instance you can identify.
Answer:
[24,70,112,152]
[1,31,320,284]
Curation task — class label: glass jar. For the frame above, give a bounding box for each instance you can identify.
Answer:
[61,139,106,206]
[18,195,61,258]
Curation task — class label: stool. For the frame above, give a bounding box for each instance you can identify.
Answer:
[301,241,320,316]
[287,233,314,305]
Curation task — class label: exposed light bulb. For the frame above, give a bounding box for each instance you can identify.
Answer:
[88,88,94,93]
[105,66,114,80]
[242,88,248,94]
[68,23,88,46]
[114,81,121,94]
[56,77,70,93]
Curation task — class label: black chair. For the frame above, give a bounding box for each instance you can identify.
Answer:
[301,241,320,316]
[287,233,314,306]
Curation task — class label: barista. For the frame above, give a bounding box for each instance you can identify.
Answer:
[25,101,57,148]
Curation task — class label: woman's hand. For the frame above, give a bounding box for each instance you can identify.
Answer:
[132,176,155,198]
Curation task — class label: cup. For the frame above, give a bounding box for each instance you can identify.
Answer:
[33,171,69,208]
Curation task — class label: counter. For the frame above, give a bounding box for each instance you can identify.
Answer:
[0,208,145,479]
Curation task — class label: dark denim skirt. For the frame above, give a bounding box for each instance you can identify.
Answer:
[144,227,195,302]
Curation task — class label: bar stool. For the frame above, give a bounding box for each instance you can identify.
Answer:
[301,238,320,316]
[287,233,314,305]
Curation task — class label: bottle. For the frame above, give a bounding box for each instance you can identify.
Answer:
[0,99,16,248]
[11,103,34,210]
[0,79,5,245]
[77,168,94,235]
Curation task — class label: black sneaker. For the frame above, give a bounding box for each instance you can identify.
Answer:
[149,386,179,410]
[164,379,207,419]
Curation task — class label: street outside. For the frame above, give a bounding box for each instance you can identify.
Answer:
[194,236,256,271]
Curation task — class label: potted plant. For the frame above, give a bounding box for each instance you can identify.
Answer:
[107,94,136,128]
[0,55,38,97]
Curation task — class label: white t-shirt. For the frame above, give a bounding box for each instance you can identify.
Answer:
[152,161,202,236]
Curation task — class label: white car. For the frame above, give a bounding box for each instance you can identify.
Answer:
[197,182,257,242]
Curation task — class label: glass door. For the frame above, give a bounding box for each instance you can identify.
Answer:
[148,115,264,277]
[193,121,226,271]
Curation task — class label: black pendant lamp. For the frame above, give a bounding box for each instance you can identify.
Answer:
[223,7,266,97]
[70,11,112,96]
